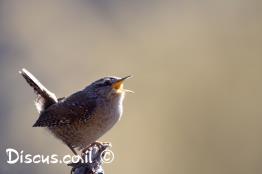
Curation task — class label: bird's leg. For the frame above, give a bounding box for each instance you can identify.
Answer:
[67,143,78,155]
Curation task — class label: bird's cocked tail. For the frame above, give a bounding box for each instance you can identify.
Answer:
[19,68,58,113]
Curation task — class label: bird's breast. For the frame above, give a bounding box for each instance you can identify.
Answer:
[96,94,124,127]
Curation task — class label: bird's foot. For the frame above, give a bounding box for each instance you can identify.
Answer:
[81,141,111,155]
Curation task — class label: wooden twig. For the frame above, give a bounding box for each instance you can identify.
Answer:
[68,143,111,174]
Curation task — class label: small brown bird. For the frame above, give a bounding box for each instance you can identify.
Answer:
[19,68,131,155]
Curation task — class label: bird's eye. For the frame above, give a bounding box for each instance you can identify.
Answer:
[95,79,112,88]
[104,80,111,86]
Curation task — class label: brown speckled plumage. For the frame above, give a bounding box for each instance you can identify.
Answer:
[19,68,129,154]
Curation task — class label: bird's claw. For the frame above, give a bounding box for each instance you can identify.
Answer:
[82,141,111,155]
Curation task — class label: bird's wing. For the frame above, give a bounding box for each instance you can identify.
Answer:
[33,91,96,127]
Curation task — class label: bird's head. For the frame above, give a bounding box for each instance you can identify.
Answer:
[86,76,132,100]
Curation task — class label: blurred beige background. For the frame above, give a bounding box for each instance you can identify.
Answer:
[0,0,262,174]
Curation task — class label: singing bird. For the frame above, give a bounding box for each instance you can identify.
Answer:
[19,68,132,155]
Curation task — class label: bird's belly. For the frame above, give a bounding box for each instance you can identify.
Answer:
[49,107,121,149]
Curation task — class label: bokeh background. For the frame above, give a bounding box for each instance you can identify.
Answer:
[0,0,262,174]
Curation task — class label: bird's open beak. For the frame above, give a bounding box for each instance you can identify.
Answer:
[112,76,134,93]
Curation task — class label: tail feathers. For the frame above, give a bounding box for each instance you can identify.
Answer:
[19,68,58,112]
